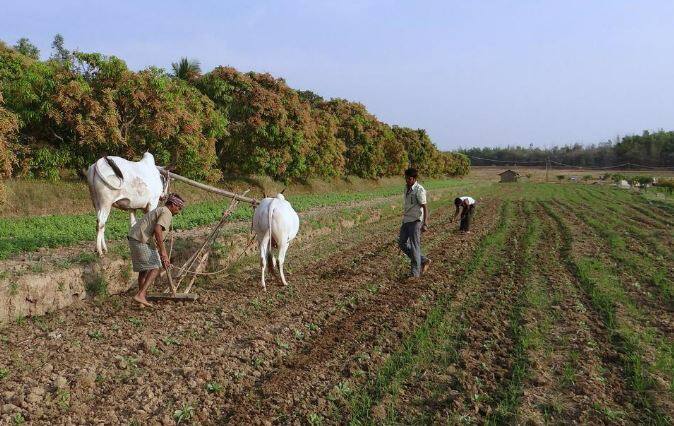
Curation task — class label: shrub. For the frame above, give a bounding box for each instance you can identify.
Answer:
[0,180,6,209]
[657,178,674,194]
[629,175,652,187]
[556,175,565,181]
[27,147,71,181]
[0,92,19,177]
[611,173,627,183]
[86,275,108,297]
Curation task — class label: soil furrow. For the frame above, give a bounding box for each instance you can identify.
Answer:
[544,201,674,423]
[517,204,641,423]
[220,202,501,423]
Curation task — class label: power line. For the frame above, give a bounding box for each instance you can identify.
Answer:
[465,155,546,165]
[467,155,674,171]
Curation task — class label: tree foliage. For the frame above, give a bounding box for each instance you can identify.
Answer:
[0,37,468,182]
[0,91,20,177]
[171,57,201,82]
[462,130,674,168]
[14,38,39,60]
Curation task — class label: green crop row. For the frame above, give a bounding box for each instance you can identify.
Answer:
[0,178,468,259]
[543,203,671,424]
[347,201,513,424]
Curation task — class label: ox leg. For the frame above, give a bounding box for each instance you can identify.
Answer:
[96,205,112,256]
[129,210,137,227]
[259,239,268,291]
[278,242,290,286]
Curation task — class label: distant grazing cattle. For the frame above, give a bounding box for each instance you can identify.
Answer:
[86,152,167,256]
[252,194,300,290]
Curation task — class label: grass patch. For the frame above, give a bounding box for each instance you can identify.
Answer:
[0,178,468,259]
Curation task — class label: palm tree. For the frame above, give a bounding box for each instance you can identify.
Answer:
[171,58,201,81]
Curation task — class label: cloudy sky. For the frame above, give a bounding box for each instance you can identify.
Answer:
[2,0,673,150]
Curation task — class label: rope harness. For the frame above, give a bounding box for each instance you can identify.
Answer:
[159,182,258,295]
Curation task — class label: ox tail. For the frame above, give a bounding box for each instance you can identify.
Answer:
[93,157,124,190]
[267,198,276,257]
[105,156,124,180]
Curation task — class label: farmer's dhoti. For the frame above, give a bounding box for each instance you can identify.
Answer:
[127,237,161,272]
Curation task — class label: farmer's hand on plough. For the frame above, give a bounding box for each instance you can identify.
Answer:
[161,253,171,269]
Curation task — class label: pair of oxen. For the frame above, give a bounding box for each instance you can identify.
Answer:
[86,153,298,290]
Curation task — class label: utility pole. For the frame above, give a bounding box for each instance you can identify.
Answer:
[545,157,549,182]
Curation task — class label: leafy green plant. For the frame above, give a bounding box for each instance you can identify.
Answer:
[8,282,19,296]
[274,337,289,350]
[57,389,70,410]
[657,178,674,194]
[173,404,194,424]
[88,330,103,340]
[307,413,323,426]
[162,336,179,346]
[205,382,223,393]
[611,173,627,183]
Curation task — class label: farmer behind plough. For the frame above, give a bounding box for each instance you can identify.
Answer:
[127,193,184,307]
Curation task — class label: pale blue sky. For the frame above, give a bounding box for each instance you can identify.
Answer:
[2,0,674,150]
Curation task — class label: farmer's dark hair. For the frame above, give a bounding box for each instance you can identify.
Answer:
[404,168,418,178]
[454,197,462,205]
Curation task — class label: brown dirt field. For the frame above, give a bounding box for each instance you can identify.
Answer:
[2,182,673,424]
[518,205,640,424]
[0,190,498,424]
[548,199,674,419]
[553,199,674,334]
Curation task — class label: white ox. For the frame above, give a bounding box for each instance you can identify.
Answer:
[86,152,167,256]
[252,194,300,290]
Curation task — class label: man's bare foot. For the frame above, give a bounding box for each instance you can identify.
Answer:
[133,295,153,307]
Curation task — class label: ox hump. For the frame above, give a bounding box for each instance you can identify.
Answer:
[141,152,156,165]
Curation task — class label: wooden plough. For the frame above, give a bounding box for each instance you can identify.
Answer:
[146,170,258,302]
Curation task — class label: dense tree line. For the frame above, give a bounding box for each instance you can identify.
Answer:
[0,36,468,182]
[462,131,674,168]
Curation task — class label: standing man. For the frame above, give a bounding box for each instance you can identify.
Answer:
[399,168,431,278]
[452,196,476,233]
[127,193,184,307]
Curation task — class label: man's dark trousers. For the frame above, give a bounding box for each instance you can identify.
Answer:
[460,205,475,231]
[399,220,427,277]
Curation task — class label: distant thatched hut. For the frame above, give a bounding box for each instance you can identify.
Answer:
[499,169,519,183]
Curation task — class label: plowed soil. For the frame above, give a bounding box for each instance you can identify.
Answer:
[2,182,673,425]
